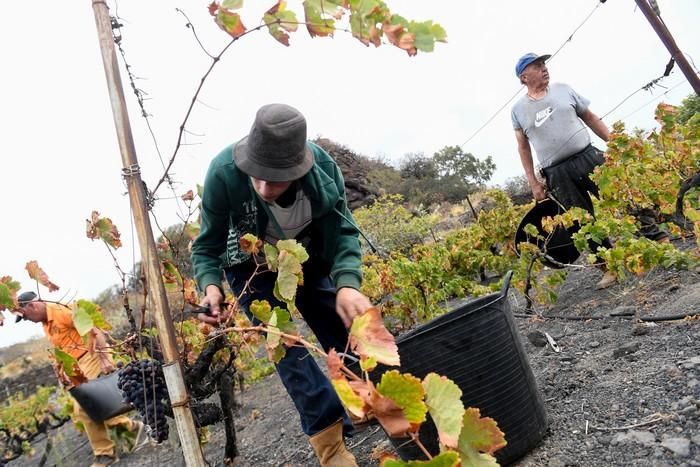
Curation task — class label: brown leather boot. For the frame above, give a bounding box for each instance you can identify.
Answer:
[309,420,358,467]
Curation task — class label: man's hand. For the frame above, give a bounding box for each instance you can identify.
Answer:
[198,284,226,325]
[531,180,547,201]
[336,287,372,328]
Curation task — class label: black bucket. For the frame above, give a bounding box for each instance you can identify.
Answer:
[69,371,133,423]
[373,272,548,465]
[514,198,581,268]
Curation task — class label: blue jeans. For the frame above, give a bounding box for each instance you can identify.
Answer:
[225,259,352,436]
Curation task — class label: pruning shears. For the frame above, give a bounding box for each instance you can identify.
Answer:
[185,303,230,317]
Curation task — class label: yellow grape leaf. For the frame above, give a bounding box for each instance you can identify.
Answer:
[360,354,378,372]
[0,276,21,311]
[376,370,427,426]
[457,407,506,466]
[423,373,464,449]
[250,299,272,324]
[381,451,460,467]
[86,211,122,249]
[161,260,183,291]
[25,261,60,292]
[332,377,367,418]
[183,278,199,305]
[349,307,400,367]
[327,349,368,417]
[266,310,283,361]
[240,233,262,255]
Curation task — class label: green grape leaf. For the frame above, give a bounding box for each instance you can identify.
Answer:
[25,261,60,292]
[54,348,79,377]
[73,300,112,336]
[457,407,506,466]
[349,307,400,367]
[264,1,298,46]
[303,0,344,38]
[86,211,122,249]
[277,239,310,264]
[184,222,200,241]
[271,306,297,338]
[211,3,247,38]
[423,373,464,448]
[264,243,279,271]
[376,370,427,425]
[381,451,460,467]
[0,276,21,311]
[250,299,273,324]
[523,223,540,238]
[161,260,183,291]
[221,0,242,9]
[266,310,283,361]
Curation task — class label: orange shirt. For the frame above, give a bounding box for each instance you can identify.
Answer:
[42,303,86,360]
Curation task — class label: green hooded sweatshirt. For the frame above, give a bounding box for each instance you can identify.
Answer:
[192,141,363,293]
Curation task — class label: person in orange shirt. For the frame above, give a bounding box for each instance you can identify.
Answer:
[15,292,146,467]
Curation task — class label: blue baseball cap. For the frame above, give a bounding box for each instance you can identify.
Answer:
[515,53,551,77]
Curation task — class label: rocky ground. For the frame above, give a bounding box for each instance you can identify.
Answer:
[4,238,699,467]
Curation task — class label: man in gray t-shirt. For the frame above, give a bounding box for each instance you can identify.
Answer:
[511,52,617,288]
[511,53,609,202]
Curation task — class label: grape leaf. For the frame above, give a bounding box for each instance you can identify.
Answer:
[161,260,183,291]
[380,451,460,467]
[86,211,122,249]
[0,276,21,311]
[456,407,506,466]
[183,278,199,305]
[327,349,368,417]
[264,243,279,272]
[240,233,262,255]
[277,239,310,264]
[376,370,427,426]
[210,2,247,38]
[25,261,60,292]
[303,0,343,38]
[185,222,200,241]
[349,307,400,367]
[250,299,272,323]
[423,373,464,448]
[73,299,112,336]
[264,1,299,46]
[54,348,88,387]
[181,190,195,201]
[369,388,411,437]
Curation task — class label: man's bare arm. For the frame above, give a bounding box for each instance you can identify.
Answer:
[515,129,546,200]
[580,109,610,142]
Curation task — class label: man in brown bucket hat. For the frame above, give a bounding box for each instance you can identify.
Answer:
[192,103,370,465]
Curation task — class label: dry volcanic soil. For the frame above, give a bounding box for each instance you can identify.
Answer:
[4,245,700,467]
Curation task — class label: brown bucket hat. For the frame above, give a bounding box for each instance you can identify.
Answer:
[234,103,314,182]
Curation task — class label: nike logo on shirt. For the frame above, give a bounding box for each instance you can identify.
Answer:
[534,107,554,127]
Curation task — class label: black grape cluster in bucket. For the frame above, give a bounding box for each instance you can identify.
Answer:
[117,359,170,442]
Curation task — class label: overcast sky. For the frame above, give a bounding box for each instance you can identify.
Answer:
[1,0,698,347]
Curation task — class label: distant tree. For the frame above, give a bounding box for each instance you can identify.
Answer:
[433,146,496,192]
[501,175,533,205]
[677,93,700,124]
[399,152,438,179]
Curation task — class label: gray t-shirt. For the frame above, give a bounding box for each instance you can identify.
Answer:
[511,82,591,167]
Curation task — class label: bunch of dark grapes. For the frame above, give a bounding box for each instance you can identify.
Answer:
[117,359,170,442]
